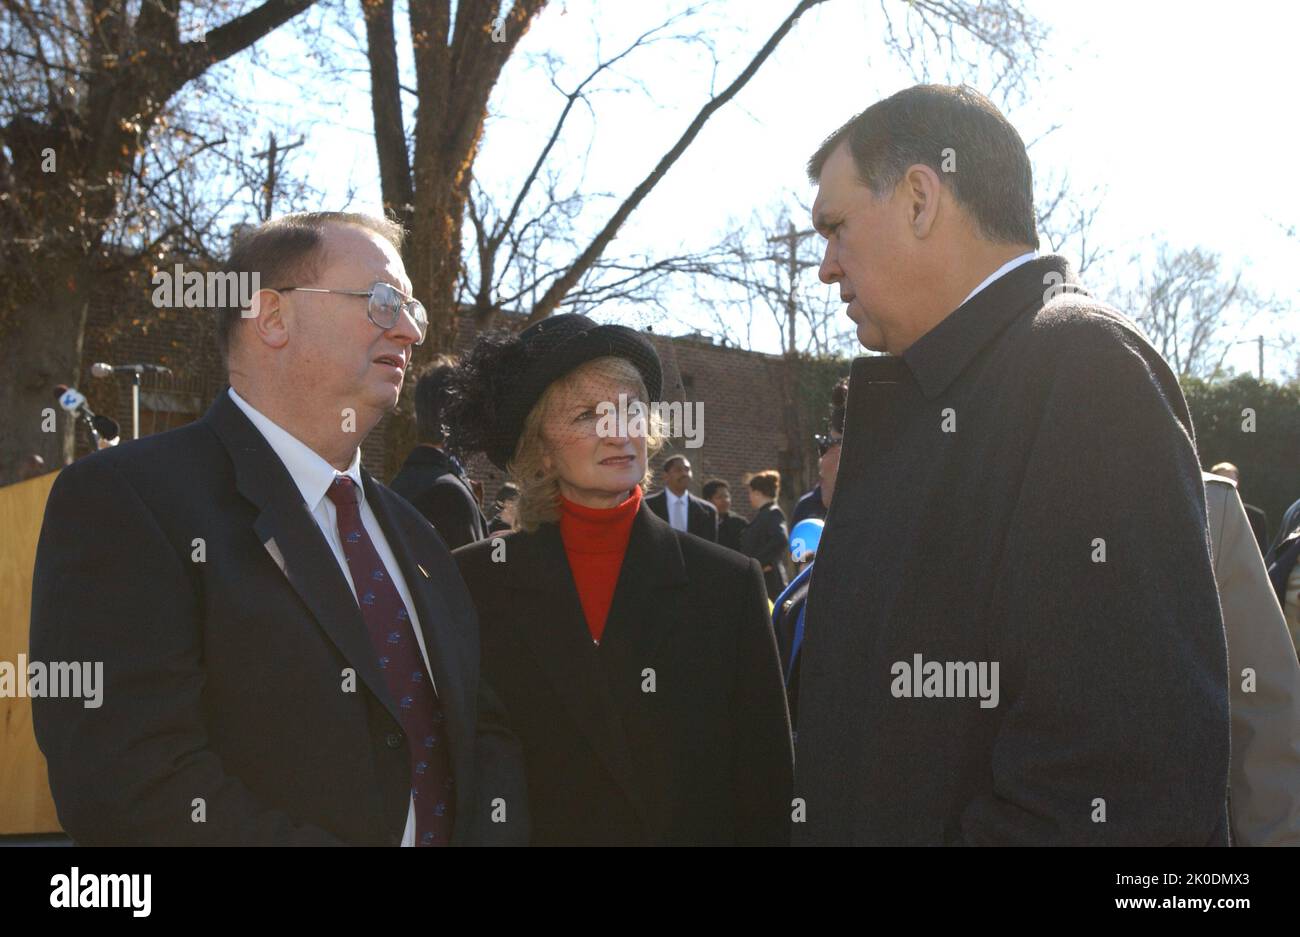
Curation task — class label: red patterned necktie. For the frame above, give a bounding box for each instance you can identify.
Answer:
[326,476,454,846]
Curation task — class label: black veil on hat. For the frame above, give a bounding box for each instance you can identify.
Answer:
[445,313,663,470]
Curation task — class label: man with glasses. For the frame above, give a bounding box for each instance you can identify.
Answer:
[31,212,527,845]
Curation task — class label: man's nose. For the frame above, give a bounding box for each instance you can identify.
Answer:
[818,241,842,285]
[387,307,422,345]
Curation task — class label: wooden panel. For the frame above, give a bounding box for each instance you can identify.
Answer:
[0,470,63,834]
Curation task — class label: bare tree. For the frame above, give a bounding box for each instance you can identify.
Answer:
[0,0,318,484]
[1035,171,1108,278]
[1127,244,1288,380]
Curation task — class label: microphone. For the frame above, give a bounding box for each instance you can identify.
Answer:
[91,362,172,377]
[91,414,122,440]
[54,384,88,415]
[53,385,120,445]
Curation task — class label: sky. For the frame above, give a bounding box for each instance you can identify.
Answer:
[224,0,1300,379]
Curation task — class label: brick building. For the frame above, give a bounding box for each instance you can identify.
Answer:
[75,297,847,528]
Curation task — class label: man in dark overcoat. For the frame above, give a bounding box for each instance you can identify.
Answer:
[793,85,1229,845]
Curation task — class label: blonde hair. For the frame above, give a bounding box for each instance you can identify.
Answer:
[509,356,663,532]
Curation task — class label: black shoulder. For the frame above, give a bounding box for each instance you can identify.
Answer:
[675,528,757,576]
[55,417,223,492]
[452,528,516,573]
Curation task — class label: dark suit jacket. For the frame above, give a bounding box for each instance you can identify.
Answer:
[795,256,1229,845]
[30,390,527,845]
[739,502,790,600]
[389,445,489,550]
[644,488,719,542]
[453,504,793,845]
[717,513,748,552]
[1243,503,1269,556]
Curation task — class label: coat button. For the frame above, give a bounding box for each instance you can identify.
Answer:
[386,732,403,749]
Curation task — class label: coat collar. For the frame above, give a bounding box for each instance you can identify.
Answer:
[402,443,456,474]
[902,255,1088,400]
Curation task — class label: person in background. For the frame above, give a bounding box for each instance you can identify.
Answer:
[1202,471,1300,844]
[703,478,748,552]
[791,383,849,528]
[448,314,792,845]
[740,470,790,601]
[1266,496,1300,654]
[773,380,846,730]
[390,358,490,550]
[644,454,719,542]
[790,481,826,527]
[487,482,519,534]
[1209,461,1269,553]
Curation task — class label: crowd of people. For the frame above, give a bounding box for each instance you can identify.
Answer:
[27,83,1300,846]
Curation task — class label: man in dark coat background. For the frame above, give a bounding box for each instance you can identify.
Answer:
[794,85,1229,845]
[390,358,489,550]
[645,455,719,542]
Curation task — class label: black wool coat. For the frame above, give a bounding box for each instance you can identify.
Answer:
[794,256,1230,846]
[740,502,791,599]
[390,445,489,550]
[454,503,794,845]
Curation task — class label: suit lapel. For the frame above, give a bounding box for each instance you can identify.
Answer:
[598,505,689,714]
[507,524,647,818]
[206,391,405,729]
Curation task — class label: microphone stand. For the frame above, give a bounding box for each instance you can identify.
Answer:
[130,370,141,440]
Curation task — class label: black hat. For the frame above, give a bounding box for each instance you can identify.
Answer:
[445,314,662,470]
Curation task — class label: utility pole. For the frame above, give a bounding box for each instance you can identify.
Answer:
[251,132,305,221]
[766,221,817,355]
[1257,334,1264,381]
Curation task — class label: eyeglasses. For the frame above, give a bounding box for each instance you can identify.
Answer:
[815,433,842,457]
[276,282,428,345]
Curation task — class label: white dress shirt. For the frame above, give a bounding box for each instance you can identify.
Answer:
[956,250,1038,311]
[228,387,429,847]
[666,488,690,532]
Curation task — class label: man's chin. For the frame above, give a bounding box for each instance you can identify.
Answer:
[856,319,888,353]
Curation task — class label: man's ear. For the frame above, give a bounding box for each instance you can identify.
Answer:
[902,163,944,239]
[247,289,290,349]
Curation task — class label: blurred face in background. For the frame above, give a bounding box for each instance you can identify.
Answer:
[664,457,692,496]
[709,486,732,517]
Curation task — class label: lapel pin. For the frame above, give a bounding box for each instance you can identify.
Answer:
[417,563,430,579]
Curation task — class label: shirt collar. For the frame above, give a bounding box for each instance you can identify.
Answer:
[227,387,364,511]
[666,488,689,505]
[955,251,1038,311]
[902,254,1084,400]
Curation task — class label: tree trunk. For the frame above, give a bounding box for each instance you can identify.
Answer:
[0,257,92,483]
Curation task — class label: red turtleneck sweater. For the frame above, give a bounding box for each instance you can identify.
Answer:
[559,485,642,643]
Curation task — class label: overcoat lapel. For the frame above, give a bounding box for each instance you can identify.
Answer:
[205,391,405,729]
[598,506,689,713]
[506,521,648,818]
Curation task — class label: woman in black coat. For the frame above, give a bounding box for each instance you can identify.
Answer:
[739,470,791,600]
[446,314,793,846]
